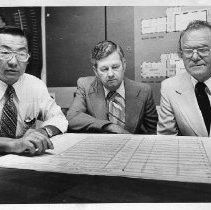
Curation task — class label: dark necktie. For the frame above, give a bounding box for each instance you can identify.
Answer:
[107,91,125,128]
[195,82,211,135]
[0,85,17,138]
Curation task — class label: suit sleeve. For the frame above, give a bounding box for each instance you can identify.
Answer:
[67,78,111,132]
[157,81,178,135]
[141,86,158,134]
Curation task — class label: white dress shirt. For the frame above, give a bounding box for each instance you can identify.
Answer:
[0,73,68,137]
[103,81,125,100]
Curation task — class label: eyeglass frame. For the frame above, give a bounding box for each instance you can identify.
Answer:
[181,47,211,58]
[0,49,30,62]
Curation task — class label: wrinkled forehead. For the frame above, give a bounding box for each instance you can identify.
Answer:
[0,33,28,51]
[96,51,123,67]
[182,28,211,43]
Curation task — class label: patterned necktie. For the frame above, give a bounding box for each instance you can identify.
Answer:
[0,85,17,138]
[107,91,125,128]
[195,82,211,135]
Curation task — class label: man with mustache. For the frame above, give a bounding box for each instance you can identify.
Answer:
[0,26,68,155]
[157,20,211,136]
[67,40,158,134]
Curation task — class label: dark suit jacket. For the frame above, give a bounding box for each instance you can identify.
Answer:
[67,76,158,134]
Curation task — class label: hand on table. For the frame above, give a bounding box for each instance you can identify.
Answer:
[5,129,54,155]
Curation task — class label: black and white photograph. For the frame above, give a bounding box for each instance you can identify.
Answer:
[0,1,211,210]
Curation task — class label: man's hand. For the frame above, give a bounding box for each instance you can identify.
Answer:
[4,139,34,154]
[103,124,131,134]
[22,129,54,155]
[5,129,54,155]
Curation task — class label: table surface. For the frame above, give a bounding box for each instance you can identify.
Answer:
[1,133,211,203]
[1,165,211,203]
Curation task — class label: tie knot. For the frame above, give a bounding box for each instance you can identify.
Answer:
[195,82,207,93]
[196,82,206,89]
[5,85,15,97]
[107,91,117,100]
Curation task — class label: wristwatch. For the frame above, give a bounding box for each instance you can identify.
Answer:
[43,127,54,138]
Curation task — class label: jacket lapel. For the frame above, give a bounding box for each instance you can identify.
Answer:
[88,78,108,120]
[174,73,208,136]
[124,78,143,133]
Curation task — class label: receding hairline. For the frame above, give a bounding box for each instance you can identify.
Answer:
[0,33,28,42]
[0,33,29,52]
[180,27,211,44]
[178,22,211,55]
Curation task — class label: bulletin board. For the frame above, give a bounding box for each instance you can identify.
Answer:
[134,6,211,105]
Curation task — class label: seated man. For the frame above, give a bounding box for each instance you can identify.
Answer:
[157,20,211,136]
[0,26,68,155]
[67,40,158,134]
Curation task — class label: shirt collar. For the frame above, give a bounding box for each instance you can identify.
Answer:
[104,80,125,99]
[191,76,211,95]
[0,74,24,101]
[12,75,24,101]
[0,79,8,100]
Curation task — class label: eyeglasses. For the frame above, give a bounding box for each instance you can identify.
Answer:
[182,47,211,58]
[0,50,30,62]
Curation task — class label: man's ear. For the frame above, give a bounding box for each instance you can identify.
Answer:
[26,51,31,65]
[178,49,182,59]
[93,66,97,76]
[177,43,183,58]
[122,58,126,71]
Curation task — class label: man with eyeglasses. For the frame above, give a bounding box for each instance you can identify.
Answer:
[0,26,68,155]
[157,20,211,136]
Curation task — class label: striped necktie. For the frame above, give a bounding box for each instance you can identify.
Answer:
[0,85,17,138]
[107,91,125,128]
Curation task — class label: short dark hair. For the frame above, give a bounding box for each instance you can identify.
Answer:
[91,40,125,68]
[178,20,211,56]
[0,25,29,44]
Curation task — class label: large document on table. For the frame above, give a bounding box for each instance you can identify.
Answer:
[0,134,211,184]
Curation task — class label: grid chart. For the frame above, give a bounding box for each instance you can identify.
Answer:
[49,135,211,184]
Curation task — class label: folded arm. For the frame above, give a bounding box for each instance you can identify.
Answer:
[67,83,111,132]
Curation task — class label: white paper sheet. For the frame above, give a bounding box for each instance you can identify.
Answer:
[0,134,211,184]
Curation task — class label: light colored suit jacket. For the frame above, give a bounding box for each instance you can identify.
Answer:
[157,72,210,137]
[67,76,158,134]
